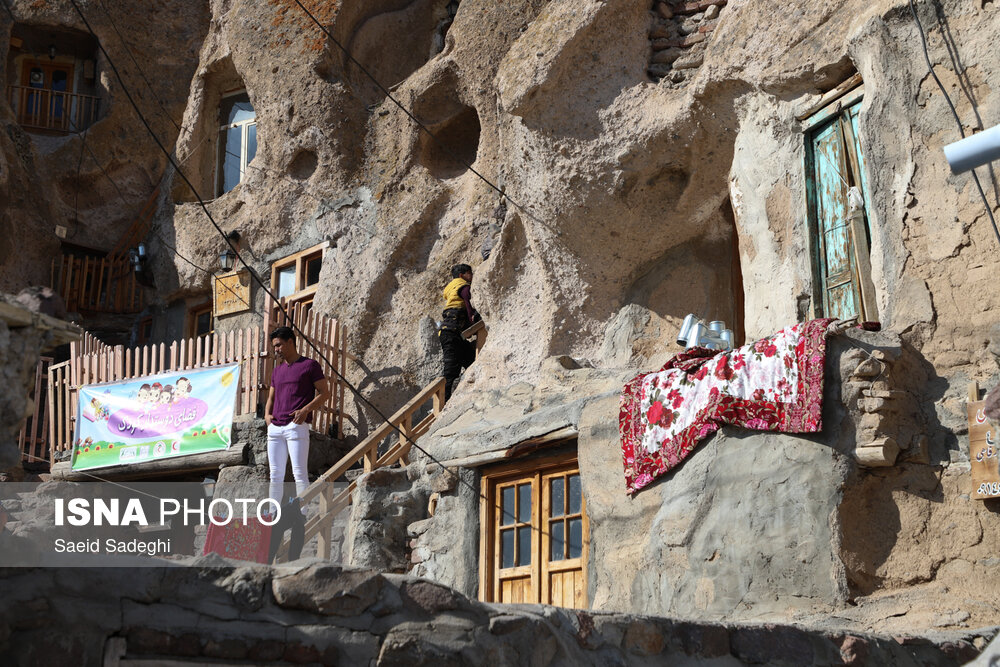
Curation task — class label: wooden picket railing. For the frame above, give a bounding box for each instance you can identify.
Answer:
[17,356,53,463]
[47,314,349,462]
[50,254,143,314]
[273,376,446,562]
[7,85,100,133]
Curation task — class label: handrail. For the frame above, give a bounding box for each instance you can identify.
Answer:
[272,376,446,562]
[50,254,142,314]
[7,85,100,133]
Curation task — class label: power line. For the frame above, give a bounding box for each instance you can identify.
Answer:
[288,0,552,233]
[908,0,1000,249]
[62,0,569,548]
[94,0,182,134]
[75,138,253,310]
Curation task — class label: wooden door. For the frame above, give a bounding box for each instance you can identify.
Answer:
[20,60,74,131]
[541,469,588,608]
[494,478,537,603]
[806,97,874,321]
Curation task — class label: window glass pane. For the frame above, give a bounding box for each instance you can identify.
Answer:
[550,520,565,561]
[276,265,296,299]
[247,122,257,165]
[220,126,242,194]
[568,517,583,559]
[305,255,321,287]
[550,477,564,517]
[517,525,531,566]
[52,70,67,88]
[195,310,212,337]
[501,528,514,569]
[223,94,254,125]
[518,483,531,523]
[568,474,581,514]
[500,486,515,526]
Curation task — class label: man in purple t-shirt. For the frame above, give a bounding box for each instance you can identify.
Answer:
[264,326,330,505]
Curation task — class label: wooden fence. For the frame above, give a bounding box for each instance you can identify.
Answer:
[17,356,53,464]
[46,313,348,463]
[50,254,143,314]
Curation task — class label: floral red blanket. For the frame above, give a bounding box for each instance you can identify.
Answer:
[620,318,835,494]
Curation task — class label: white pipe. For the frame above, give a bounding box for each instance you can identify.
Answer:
[944,124,1000,174]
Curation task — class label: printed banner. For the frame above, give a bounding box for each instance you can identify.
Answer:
[72,364,240,471]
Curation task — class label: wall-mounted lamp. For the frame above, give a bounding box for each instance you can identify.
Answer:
[219,230,240,272]
[219,247,237,272]
[48,44,56,60]
[128,243,146,270]
[129,243,155,288]
[944,124,1000,174]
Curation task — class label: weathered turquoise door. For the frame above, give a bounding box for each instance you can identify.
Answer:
[805,96,875,321]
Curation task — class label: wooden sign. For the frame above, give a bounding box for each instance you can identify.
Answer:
[967,383,1000,500]
[213,270,251,317]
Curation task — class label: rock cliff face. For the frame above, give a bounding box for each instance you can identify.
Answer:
[4,0,1000,640]
[0,0,206,290]
[146,0,1000,449]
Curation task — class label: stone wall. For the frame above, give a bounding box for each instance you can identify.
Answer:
[648,0,727,85]
[0,560,990,666]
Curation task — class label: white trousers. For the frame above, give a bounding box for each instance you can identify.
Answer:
[267,422,310,504]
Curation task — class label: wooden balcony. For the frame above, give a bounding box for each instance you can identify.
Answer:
[50,254,144,315]
[7,85,100,134]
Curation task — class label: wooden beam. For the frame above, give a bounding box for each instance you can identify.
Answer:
[796,73,864,123]
[50,443,247,481]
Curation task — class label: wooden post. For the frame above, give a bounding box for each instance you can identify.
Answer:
[338,323,347,439]
[317,485,331,559]
[47,363,58,460]
[363,443,377,472]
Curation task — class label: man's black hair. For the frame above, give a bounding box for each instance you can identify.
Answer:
[451,263,472,279]
[270,326,295,343]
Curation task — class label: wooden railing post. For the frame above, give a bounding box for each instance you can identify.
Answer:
[317,485,332,559]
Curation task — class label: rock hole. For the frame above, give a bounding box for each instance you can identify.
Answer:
[288,150,318,181]
[418,105,480,180]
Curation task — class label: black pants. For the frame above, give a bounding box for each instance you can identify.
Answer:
[440,328,476,399]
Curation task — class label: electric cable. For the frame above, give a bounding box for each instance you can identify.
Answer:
[908,0,1000,249]
[75,138,253,310]
[287,0,551,233]
[62,0,496,509]
[63,0,572,554]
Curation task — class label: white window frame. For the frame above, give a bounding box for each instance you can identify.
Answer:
[216,89,257,196]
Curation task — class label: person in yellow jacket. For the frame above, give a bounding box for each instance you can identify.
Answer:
[439,263,481,400]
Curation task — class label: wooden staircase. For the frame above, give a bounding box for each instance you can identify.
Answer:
[273,376,446,562]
